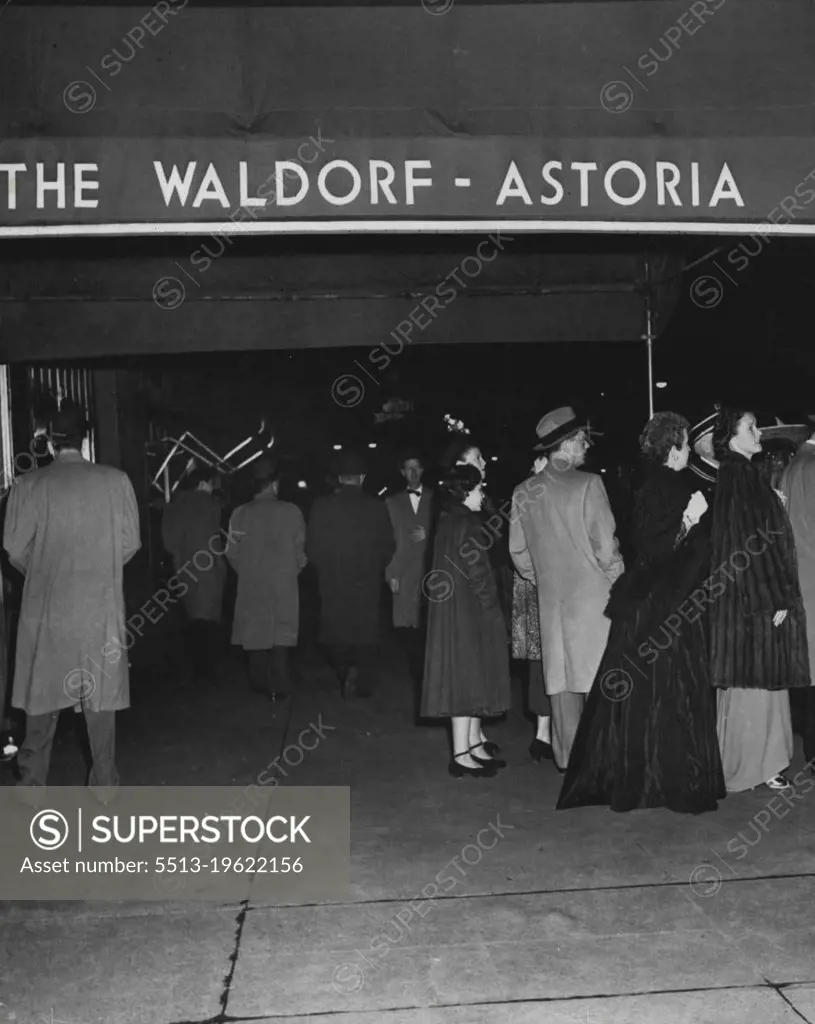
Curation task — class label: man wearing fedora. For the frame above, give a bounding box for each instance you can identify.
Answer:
[509,406,624,771]
[780,418,815,773]
[308,450,395,699]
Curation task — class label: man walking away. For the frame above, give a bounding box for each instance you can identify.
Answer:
[308,450,395,699]
[510,406,623,771]
[780,422,815,773]
[226,458,306,700]
[161,464,227,684]
[385,450,434,712]
[3,401,140,800]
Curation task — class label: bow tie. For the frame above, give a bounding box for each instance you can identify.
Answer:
[407,489,421,496]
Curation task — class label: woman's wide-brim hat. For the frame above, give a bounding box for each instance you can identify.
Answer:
[758,421,809,447]
[533,406,599,451]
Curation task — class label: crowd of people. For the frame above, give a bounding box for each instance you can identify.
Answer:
[424,403,815,812]
[2,396,814,815]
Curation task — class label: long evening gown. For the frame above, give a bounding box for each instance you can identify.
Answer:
[557,464,726,815]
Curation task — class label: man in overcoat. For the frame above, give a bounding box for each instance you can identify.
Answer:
[509,407,623,771]
[161,464,227,682]
[780,424,815,771]
[385,450,433,705]
[3,402,140,795]
[308,450,395,699]
[226,458,306,699]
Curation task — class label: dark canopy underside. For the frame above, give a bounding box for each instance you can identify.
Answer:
[0,0,810,358]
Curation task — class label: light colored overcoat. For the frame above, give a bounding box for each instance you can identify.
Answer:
[385,487,433,628]
[509,465,623,695]
[3,452,140,715]
[227,493,306,649]
[780,441,815,681]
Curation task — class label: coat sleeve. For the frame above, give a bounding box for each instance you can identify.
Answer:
[293,507,307,572]
[160,502,177,561]
[378,501,397,567]
[384,498,400,581]
[3,478,36,575]
[584,475,624,583]
[225,508,244,573]
[122,475,141,566]
[509,493,535,582]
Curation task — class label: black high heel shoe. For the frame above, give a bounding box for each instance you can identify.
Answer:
[469,745,507,769]
[449,754,499,778]
[530,738,554,763]
[482,741,501,757]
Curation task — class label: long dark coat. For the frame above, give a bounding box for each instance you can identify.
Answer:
[709,451,810,691]
[307,485,395,646]
[161,489,227,621]
[421,503,511,718]
[227,494,306,649]
[558,465,725,814]
[781,442,815,683]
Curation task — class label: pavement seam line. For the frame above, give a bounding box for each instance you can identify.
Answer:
[190,981,815,1021]
[220,679,300,1021]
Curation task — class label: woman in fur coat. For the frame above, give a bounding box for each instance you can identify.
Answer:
[709,408,810,792]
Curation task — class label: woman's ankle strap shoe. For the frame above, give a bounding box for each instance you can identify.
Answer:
[449,757,498,778]
[469,745,507,769]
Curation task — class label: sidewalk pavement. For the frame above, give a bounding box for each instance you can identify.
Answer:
[1,637,815,1024]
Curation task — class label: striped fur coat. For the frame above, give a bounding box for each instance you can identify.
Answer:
[709,451,810,690]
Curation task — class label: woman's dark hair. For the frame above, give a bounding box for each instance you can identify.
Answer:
[712,407,752,460]
[639,411,690,464]
[440,435,480,470]
[440,464,482,505]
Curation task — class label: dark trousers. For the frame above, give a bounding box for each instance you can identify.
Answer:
[18,708,118,788]
[247,647,293,696]
[327,644,377,696]
[395,626,426,714]
[792,689,815,766]
[528,660,552,717]
[807,691,815,767]
[184,619,221,680]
